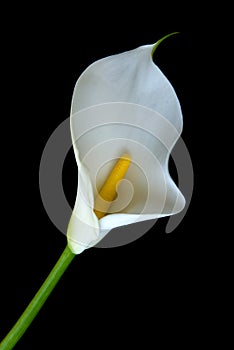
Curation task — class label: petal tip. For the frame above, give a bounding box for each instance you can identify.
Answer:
[151,32,180,57]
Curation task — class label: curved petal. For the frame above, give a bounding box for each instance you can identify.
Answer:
[67,151,99,254]
[68,42,185,254]
[71,43,182,131]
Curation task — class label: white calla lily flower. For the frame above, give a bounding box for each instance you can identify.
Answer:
[1,36,189,350]
[67,35,186,254]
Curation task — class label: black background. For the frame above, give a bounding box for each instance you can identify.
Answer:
[0,5,216,349]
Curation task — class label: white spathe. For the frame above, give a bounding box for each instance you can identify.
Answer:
[67,42,186,254]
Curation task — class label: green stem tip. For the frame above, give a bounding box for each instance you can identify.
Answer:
[151,32,180,57]
[0,245,76,350]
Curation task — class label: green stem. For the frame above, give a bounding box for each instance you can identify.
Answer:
[0,245,76,350]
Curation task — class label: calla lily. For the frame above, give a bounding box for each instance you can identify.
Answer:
[67,35,186,254]
[0,35,187,349]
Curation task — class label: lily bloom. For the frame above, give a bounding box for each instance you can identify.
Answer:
[0,36,187,350]
[67,36,186,254]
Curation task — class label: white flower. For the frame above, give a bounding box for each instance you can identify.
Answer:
[67,35,186,254]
